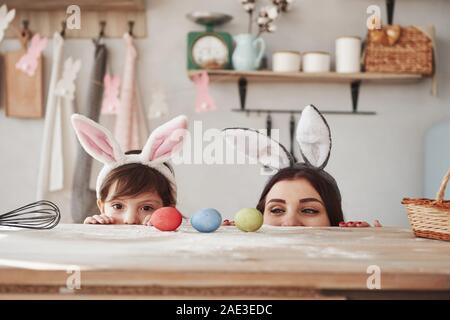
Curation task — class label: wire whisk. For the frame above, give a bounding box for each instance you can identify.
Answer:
[0,200,61,230]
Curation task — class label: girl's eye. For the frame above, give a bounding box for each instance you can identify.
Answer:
[269,207,285,215]
[112,203,123,210]
[141,205,154,212]
[301,208,320,215]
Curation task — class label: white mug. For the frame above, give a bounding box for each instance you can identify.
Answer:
[302,52,331,72]
[272,51,301,72]
[335,36,361,73]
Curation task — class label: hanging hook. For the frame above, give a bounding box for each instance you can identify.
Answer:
[21,19,29,37]
[22,20,29,31]
[128,20,134,36]
[20,19,32,45]
[99,21,106,39]
[60,20,67,38]
[289,112,296,155]
[266,112,272,138]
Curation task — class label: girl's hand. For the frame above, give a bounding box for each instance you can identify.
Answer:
[142,214,153,226]
[84,214,114,224]
[222,219,235,226]
[339,220,382,228]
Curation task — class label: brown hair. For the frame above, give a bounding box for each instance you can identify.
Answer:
[256,165,344,226]
[99,151,175,206]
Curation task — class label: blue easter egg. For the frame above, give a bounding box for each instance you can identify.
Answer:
[190,208,222,233]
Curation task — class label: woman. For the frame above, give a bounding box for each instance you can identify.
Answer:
[255,165,381,227]
[222,105,381,228]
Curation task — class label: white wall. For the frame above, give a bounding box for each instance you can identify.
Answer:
[1,0,449,226]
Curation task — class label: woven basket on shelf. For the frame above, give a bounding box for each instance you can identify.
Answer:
[402,170,450,241]
[364,25,434,75]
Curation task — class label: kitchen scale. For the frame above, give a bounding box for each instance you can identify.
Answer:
[186,12,233,70]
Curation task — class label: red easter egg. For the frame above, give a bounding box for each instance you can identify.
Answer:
[150,207,182,231]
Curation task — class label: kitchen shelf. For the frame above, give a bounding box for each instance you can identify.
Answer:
[188,70,424,115]
[188,70,423,83]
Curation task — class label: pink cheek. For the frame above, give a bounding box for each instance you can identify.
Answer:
[106,210,121,220]
[111,214,124,223]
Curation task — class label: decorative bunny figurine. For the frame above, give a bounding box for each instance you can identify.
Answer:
[0,5,15,43]
[16,33,48,76]
[148,85,169,119]
[222,104,332,174]
[54,57,82,100]
[101,73,121,115]
[71,113,188,200]
[192,71,217,113]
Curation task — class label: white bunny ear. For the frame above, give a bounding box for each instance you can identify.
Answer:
[141,115,188,163]
[296,104,332,169]
[222,128,294,170]
[71,114,125,164]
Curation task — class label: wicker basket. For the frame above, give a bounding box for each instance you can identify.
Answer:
[402,170,450,241]
[364,25,434,75]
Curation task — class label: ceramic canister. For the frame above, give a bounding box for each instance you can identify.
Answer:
[302,51,331,72]
[335,36,361,73]
[272,51,301,72]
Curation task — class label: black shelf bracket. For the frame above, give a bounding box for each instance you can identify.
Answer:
[238,77,248,110]
[235,76,376,115]
[350,80,362,113]
[386,0,395,24]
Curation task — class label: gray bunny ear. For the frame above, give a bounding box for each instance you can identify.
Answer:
[222,127,294,171]
[296,104,332,169]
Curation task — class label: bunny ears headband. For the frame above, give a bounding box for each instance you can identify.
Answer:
[71,114,188,200]
[222,104,332,172]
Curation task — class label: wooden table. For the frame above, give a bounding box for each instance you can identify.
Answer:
[0,224,449,299]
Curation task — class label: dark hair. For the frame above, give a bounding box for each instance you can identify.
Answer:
[256,164,344,226]
[99,150,175,206]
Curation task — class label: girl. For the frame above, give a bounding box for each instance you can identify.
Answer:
[223,105,381,228]
[70,113,188,225]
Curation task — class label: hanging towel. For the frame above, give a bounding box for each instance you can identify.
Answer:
[36,32,64,200]
[50,57,81,191]
[71,40,107,223]
[101,73,121,114]
[114,33,148,152]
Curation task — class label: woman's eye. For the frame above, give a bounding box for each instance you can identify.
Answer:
[301,208,320,215]
[269,207,285,215]
[141,205,154,212]
[112,203,123,210]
